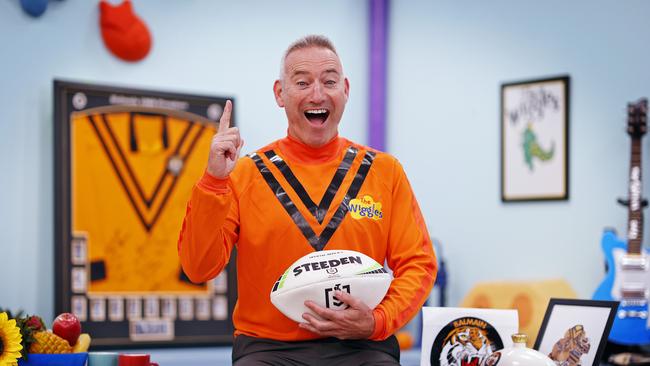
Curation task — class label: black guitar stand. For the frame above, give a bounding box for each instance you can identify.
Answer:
[616,198,649,208]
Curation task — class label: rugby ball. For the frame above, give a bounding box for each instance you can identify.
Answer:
[270,249,392,323]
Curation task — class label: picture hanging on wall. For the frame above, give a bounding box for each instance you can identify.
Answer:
[54,80,237,348]
[501,75,570,202]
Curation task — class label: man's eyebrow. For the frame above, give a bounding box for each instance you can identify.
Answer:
[289,68,341,78]
[288,70,310,80]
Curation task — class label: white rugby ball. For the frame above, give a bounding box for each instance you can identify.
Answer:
[270,249,392,323]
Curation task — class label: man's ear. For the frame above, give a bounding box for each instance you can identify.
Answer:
[344,77,350,102]
[273,79,284,107]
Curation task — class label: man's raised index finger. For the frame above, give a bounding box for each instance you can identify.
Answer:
[218,100,232,133]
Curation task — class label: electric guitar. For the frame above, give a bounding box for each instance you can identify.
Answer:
[593,98,650,345]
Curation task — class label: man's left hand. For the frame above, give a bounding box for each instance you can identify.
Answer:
[299,290,375,340]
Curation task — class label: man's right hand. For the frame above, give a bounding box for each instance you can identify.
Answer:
[207,100,244,178]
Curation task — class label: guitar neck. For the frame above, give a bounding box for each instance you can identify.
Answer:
[628,136,644,255]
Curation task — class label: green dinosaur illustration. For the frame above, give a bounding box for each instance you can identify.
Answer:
[523,123,555,171]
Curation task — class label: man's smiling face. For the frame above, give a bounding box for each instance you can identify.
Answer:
[274,46,349,147]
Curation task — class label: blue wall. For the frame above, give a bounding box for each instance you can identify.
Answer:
[389,0,650,306]
[0,0,369,321]
[1,0,650,327]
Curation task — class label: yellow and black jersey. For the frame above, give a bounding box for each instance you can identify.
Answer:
[72,109,216,294]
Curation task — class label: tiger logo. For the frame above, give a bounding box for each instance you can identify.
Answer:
[430,317,504,366]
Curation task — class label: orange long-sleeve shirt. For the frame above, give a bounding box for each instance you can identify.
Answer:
[178,135,437,341]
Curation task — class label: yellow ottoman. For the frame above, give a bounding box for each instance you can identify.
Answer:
[460,279,577,346]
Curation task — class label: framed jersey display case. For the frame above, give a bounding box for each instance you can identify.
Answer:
[54,80,237,347]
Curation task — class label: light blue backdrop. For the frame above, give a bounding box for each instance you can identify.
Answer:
[1,0,649,331]
[0,0,369,320]
[389,0,650,309]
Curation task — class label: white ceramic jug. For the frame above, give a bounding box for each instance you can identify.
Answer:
[482,334,556,366]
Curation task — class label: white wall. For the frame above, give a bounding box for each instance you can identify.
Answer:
[389,0,650,306]
[0,0,369,321]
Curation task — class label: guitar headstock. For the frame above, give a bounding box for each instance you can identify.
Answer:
[627,98,648,137]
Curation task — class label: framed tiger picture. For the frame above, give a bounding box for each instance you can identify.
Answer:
[54,80,237,347]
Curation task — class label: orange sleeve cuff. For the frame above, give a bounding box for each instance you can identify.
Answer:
[369,308,386,340]
[197,171,231,194]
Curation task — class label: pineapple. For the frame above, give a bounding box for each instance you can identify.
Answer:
[12,313,46,359]
[29,331,73,354]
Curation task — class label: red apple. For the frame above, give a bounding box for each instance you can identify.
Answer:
[52,312,81,346]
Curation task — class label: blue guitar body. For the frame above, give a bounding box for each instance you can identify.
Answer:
[593,230,650,345]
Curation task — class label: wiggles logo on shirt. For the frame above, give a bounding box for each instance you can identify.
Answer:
[348,195,383,220]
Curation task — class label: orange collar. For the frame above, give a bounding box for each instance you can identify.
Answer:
[277,134,346,164]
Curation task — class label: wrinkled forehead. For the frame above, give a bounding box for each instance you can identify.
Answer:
[283,46,343,78]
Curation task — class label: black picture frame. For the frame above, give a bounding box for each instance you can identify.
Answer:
[533,298,618,366]
[501,75,570,202]
[54,80,237,348]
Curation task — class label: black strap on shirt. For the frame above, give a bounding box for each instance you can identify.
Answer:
[249,148,376,251]
[263,147,357,224]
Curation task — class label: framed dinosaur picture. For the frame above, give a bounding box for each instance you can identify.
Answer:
[54,80,238,348]
[500,75,570,202]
